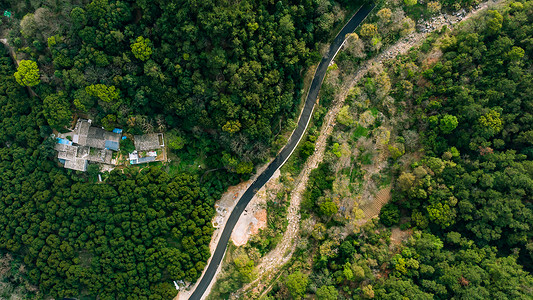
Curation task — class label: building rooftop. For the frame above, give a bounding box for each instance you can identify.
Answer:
[64,157,88,172]
[134,133,164,151]
[55,119,121,172]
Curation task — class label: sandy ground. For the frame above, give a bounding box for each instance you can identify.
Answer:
[230,170,280,246]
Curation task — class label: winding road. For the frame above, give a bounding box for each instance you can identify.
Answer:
[188,4,374,299]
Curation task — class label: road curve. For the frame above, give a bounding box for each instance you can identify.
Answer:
[189,4,374,299]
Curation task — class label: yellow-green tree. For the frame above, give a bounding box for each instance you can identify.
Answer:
[14,60,40,87]
[131,36,153,61]
[85,84,119,102]
[222,120,241,133]
[359,24,377,39]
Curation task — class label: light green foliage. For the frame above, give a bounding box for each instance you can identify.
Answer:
[131,36,153,61]
[167,130,186,150]
[42,92,71,130]
[427,202,455,228]
[404,0,417,7]
[47,35,60,48]
[222,120,241,133]
[233,249,255,282]
[285,271,308,300]
[236,161,253,174]
[85,84,119,102]
[337,105,353,126]
[14,60,40,86]
[319,200,338,218]
[331,143,342,158]
[478,110,503,132]
[486,10,503,34]
[359,23,377,38]
[388,144,405,159]
[101,114,116,131]
[507,46,524,61]
[439,114,458,134]
[316,285,338,300]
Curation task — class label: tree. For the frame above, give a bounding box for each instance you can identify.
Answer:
[486,10,503,34]
[85,84,119,103]
[397,172,415,191]
[285,271,308,300]
[319,200,338,218]
[337,105,353,126]
[377,8,392,23]
[42,92,72,130]
[14,60,40,87]
[379,203,400,226]
[359,24,377,39]
[316,285,338,300]
[131,36,153,61]
[167,130,186,150]
[427,2,441,13]
[439,114,458,134]
[70,7,87,29]
[222,120,241,133]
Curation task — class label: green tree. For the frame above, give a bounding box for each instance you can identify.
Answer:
[222,120,241,133]
[131,36,153,61]
[14,60,40,87]
[85,84,119,103]
[379,203,400,226]
[359,24,377,39]
[316,285,338,300]
[167,130,186,151]
[70,7,87,29]
[319,200,338,218]
[486,10,503,34]
[439,114,458,134]
[285,271,308,300]
[42,92,72,130]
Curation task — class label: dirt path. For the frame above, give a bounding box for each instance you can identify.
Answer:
[236,1,503,297]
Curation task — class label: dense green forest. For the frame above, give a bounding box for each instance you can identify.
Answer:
[261,1,533,299]
[2,0,360,170]
[0,0,363,298]
[0,45,234,299]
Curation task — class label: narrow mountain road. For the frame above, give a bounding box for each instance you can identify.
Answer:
[187,4,375,300]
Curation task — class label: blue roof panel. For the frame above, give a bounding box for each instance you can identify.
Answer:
[105,140,119,151]
[57,138,72,145]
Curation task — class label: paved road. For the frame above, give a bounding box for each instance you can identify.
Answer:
[189,4,374,299]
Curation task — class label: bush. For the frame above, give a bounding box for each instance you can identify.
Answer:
[379,203,400,226]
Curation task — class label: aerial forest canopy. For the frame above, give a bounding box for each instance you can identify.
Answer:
[257,1,533,299]
[0,0,366,298]
[5,0,360,169]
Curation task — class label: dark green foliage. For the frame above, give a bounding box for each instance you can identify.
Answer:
[119,137,135,154]
[384,1,533,269]
[12,0,356,168]
[0,49,225,299]
[379,203,400,226]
